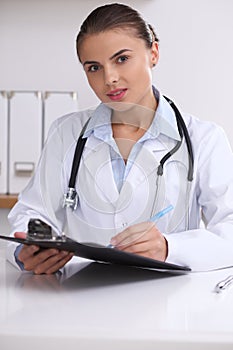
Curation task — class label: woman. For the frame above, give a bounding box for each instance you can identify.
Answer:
[7,3,233,274]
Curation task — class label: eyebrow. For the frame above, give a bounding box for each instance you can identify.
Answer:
[110,48,132,60]
[83,49,132,66]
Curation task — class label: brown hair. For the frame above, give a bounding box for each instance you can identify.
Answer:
[76,3,159,61]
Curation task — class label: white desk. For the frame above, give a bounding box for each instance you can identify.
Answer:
[1,245,233,350]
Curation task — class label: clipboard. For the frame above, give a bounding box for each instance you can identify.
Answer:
[0,234,191,272]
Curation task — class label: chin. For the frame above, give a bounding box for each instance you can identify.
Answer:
[104,101,137,112]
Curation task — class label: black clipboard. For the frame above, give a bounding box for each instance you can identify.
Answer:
[0,234,191,272]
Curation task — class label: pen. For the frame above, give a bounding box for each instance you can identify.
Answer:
[214,275,233,293]
[149,204,174,223]
[107,205,174,248]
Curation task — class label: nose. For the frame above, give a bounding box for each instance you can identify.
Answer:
[104,65,119,86]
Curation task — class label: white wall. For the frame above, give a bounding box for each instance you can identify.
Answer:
[1,0,233,140]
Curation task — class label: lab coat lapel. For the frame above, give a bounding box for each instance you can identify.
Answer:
[117,142,160,211]
[81,137,120,204]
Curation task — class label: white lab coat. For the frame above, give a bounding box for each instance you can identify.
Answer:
[6,96,233,271]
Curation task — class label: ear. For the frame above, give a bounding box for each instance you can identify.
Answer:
[150,41,159,67]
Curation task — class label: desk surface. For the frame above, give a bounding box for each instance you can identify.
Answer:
[1,245,233,350]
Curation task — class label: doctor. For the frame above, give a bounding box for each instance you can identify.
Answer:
[7,3,233,274]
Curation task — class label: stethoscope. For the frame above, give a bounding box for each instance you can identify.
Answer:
[63,96,194,228]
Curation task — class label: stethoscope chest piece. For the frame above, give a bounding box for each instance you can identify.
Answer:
[63,187,78,210]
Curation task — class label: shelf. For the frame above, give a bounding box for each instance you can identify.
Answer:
[0,195,18,209]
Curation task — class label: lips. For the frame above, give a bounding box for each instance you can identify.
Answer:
[106,88,127,101]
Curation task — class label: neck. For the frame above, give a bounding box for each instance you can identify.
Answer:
[111,98,158,131]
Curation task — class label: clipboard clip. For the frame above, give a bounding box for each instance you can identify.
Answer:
[27,219,67,242]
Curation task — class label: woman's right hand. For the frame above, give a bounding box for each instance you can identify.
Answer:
[15,232,73,275]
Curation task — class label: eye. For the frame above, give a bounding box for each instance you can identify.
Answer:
[117,55,129,64]
[87,64,100,72]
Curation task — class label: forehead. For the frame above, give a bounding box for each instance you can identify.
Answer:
[78,29,146,62]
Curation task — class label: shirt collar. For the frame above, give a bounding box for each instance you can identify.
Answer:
[83,86,181,142]
[83,103,112,140]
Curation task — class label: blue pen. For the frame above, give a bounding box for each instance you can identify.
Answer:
[107,205,173,248]
[149,204,174,223]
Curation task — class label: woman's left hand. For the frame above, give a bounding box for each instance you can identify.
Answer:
[110,222,168,261]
